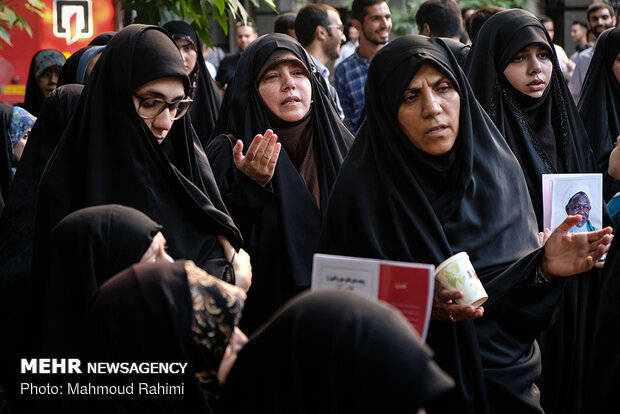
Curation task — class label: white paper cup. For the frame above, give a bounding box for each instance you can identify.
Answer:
[435,252,488,307]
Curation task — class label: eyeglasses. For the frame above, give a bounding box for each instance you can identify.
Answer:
[325,24,345,33]
[132,94,192,120]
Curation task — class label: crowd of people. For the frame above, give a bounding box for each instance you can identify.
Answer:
[0,0,619,413]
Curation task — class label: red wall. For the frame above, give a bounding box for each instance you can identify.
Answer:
[0,0,117,104]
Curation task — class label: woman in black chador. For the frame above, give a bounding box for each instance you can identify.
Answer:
[162,20,222,148]
[578,27,620,201]
[463,10,611,414]
[206,33,353,334]
[33,25,244,282]
[319,34,611,413]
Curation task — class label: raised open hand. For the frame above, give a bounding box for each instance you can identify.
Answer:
[233,129,281,186]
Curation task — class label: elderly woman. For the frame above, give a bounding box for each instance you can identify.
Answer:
[463,10,611,413]
[320,35,611,413]
[206,33,353,334]
[21,49,66,116]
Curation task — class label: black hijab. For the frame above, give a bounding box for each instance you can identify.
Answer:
[20,49,66,116]
[578,27,620,201]
[81,260,245,414]
[222,289,454,414]
[465,10,608,414]
[320,35,561,413]
[57,46,92,86]
[464,9,599,228]
[0,103,13,214]
[88,31,115,45]
[206,34,352,333]
[162,21,222,148]
[33,25,241,281]
[35,205,162,358]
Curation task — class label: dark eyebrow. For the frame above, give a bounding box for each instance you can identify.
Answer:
[403,76,450,94]
[139,89,185,101]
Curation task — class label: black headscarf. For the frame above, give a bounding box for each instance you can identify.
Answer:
[35,205,162,357]
[578,27,620,201]
[81,260,245,414]
[464,10,608,414]
[57,45,92,86]
[0,85,82,410]
[464,9,599,228]
[33,25,241,282]
[0,103,13,214]
[222,289,454,414]
[88,31,115,46]
[20,49,66,116]
[162,21,222,148]
[585,233,620,411]
[206,33,353,333]
[320,35,562,413]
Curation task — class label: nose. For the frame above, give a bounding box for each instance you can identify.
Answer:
[528,57,542,74]
[152,107,174,131]
[421,92,441,118]
[281,73,296,91]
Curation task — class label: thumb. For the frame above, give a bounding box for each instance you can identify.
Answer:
[233,140,244,164]
[555,215,582,233]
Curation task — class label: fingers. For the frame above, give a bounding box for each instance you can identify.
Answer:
[556,215,582,233]
[232,140,244,165]
[217,235,235,263]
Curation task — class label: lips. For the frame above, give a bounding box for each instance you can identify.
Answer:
[282,96,301,105]
[527,79,544,86]
[425,124,448,135]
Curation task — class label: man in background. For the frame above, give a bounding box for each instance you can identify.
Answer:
[274,12,297,39]
[295,4,346,120]
[416,0,464,41]
[334,0,391,132]
[215,22,258,95]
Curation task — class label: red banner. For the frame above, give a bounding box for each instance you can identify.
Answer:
[0,0,117,104]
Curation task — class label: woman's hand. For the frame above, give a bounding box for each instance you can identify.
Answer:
[431,281,484,323]
[541,215,613,278]
[218,235,252,292]
[217,327,249,385]
[233,129,281,186]
[538,228,551,246]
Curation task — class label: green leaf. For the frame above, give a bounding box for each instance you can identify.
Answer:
[0,26,12,46]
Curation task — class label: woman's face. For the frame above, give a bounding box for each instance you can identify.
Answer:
[503,43,553,99]
[613,52,620,84]
[257,59,311,122]
[397,63,460,156]
[132,76,186,144]
[174,38,198,75]
[139,231,174,263]
[37,65,62,97]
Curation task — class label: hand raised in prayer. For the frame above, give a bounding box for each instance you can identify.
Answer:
[541,215,613,278]
[431,280,484,323]
[233,129,281,186]
[218,235,252,292]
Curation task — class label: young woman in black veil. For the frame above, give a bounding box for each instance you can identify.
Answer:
[319,35,611,413]
[206,33,353,334]
[162,21,222,148]
[33,25,248,284]
[463,10,611,414]
[221,289,454,414]
[578,27,620,203]
[80,260,247,414]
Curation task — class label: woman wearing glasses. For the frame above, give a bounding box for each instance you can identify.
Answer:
[31,25,249,286]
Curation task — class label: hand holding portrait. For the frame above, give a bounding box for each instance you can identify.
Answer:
[541,215,613,277]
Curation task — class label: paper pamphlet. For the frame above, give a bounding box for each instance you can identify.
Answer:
[311,253,434,342]
[542,173,602,233]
